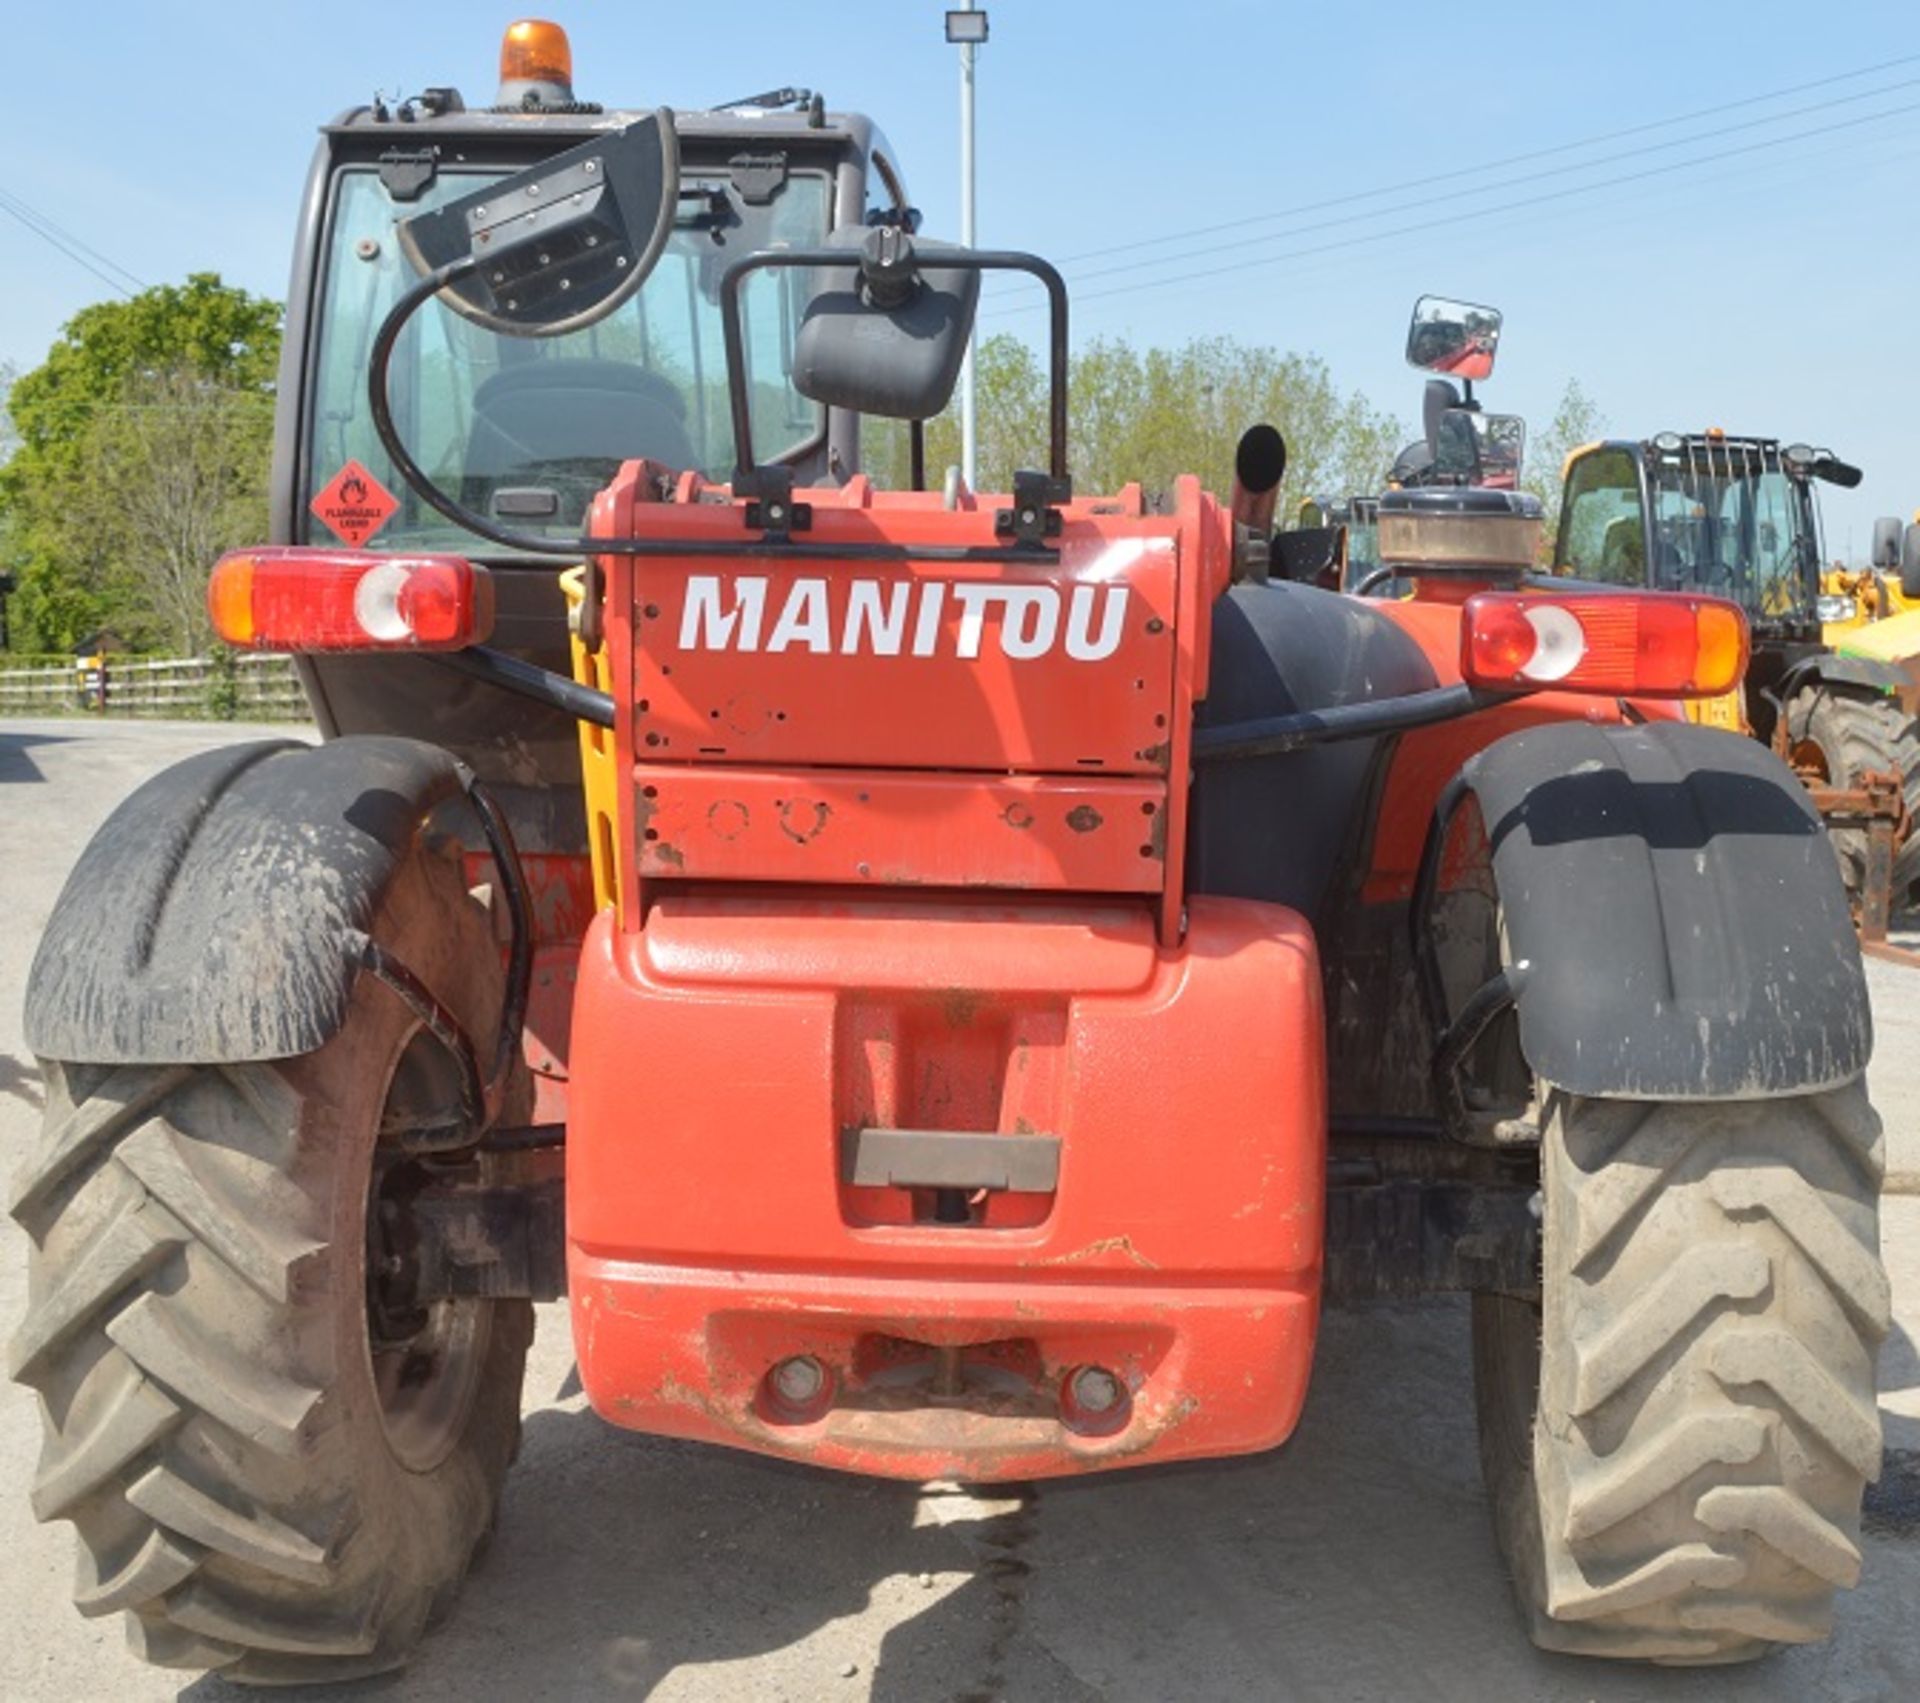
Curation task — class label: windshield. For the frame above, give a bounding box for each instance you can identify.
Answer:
[305,163,831,548]
[1644,446,1819,619]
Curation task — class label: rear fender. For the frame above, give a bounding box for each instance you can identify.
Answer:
[1779,653,1908,700]
[1431,720,1869,1099]
[25,737,469,1063]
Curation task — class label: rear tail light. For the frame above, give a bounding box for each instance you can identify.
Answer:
[208,548,493,652]
[1462,592,1747,698]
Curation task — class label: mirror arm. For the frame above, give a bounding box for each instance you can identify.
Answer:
[718,247,1071,488]
[365,250,1080,569]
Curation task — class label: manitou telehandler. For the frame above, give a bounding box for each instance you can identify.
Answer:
[12,20,1889,1682]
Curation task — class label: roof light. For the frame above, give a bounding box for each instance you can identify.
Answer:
[208,548,493,653]
[1462,592,1747,698]
[499,19,575,106]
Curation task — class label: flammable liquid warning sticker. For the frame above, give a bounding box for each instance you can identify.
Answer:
[311,460,399,546]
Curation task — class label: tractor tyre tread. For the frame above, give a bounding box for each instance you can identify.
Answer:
[1786,685,1920,902]
[1476,1084,1885,1665]
[10,851,532,1685]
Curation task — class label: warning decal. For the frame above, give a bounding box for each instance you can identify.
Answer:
[310,460,399,547]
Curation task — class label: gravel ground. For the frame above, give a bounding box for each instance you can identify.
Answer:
[1,717,1915,1701]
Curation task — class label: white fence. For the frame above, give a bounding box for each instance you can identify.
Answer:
[0,654,310,721]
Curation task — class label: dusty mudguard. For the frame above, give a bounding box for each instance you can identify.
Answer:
[25,736,468,1063]
[1448,719,1870,1099]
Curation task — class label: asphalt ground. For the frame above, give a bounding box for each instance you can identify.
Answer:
[1,717,1916,1702]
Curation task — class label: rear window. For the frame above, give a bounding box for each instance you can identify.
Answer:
[305,163,832,546]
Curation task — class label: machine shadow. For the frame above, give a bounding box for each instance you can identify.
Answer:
[180,1300,1913,1702]
[0,730,73,785]
[1879,1315,1920,1455]
[0,1052,44,1111]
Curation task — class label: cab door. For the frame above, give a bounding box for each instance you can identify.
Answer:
[1556,446,1747,731]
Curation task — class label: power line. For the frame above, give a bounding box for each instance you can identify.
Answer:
[1030,49,1920,273]
[986,96,1920,319]
[0,188,146,298]
[0,188,147,291]
[996,74,1920,296]
[1092,126,1920,345]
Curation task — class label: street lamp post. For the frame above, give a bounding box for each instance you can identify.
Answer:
[945,6,988,489]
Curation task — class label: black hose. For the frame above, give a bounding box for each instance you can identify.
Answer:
[1193,684,1522,763]
[431,645,616,729]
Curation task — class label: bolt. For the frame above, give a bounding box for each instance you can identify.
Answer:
[585,160,599,173]
[527,182,542,197]
[474,205,488,219]
[1070,1365,1124,1415]
[772,1355,825,1406]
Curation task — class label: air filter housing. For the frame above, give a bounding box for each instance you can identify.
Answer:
[1377,487,1541,579]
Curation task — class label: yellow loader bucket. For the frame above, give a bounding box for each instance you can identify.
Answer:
[1831,609,1920,665]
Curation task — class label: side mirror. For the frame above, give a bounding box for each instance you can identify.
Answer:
[1904,524,1920,603]
[1406,294,1503,381]
[1432,409,1526,487]
[1478,413,1526,488]
[1872,516,1904,571]
[398,114,680,336]
[791,227,980,420]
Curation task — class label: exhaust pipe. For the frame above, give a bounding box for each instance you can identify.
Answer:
[1230,424,1287,582]
[1231,424,1287,536]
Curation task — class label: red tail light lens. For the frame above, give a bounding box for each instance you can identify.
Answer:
[208,549,494,652]
[1461,592,1748,698]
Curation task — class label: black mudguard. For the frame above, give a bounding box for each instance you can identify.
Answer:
[25,736,467,1064]
[1458,719,1870,1099]
[1780,653,1908,700]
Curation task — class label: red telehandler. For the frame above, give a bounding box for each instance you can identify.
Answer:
[11,21,1888,1681]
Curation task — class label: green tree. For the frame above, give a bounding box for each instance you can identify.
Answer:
[0,274,281,652]
[865,332,1400,519]
[1523,378,1606,562]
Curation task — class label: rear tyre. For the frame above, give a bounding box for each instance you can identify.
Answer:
[1785,684,1920,904]
[9,848,532,1683]
[1474,1085,1887,1663]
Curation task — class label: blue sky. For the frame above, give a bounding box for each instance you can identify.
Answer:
[3,1,1915,554]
